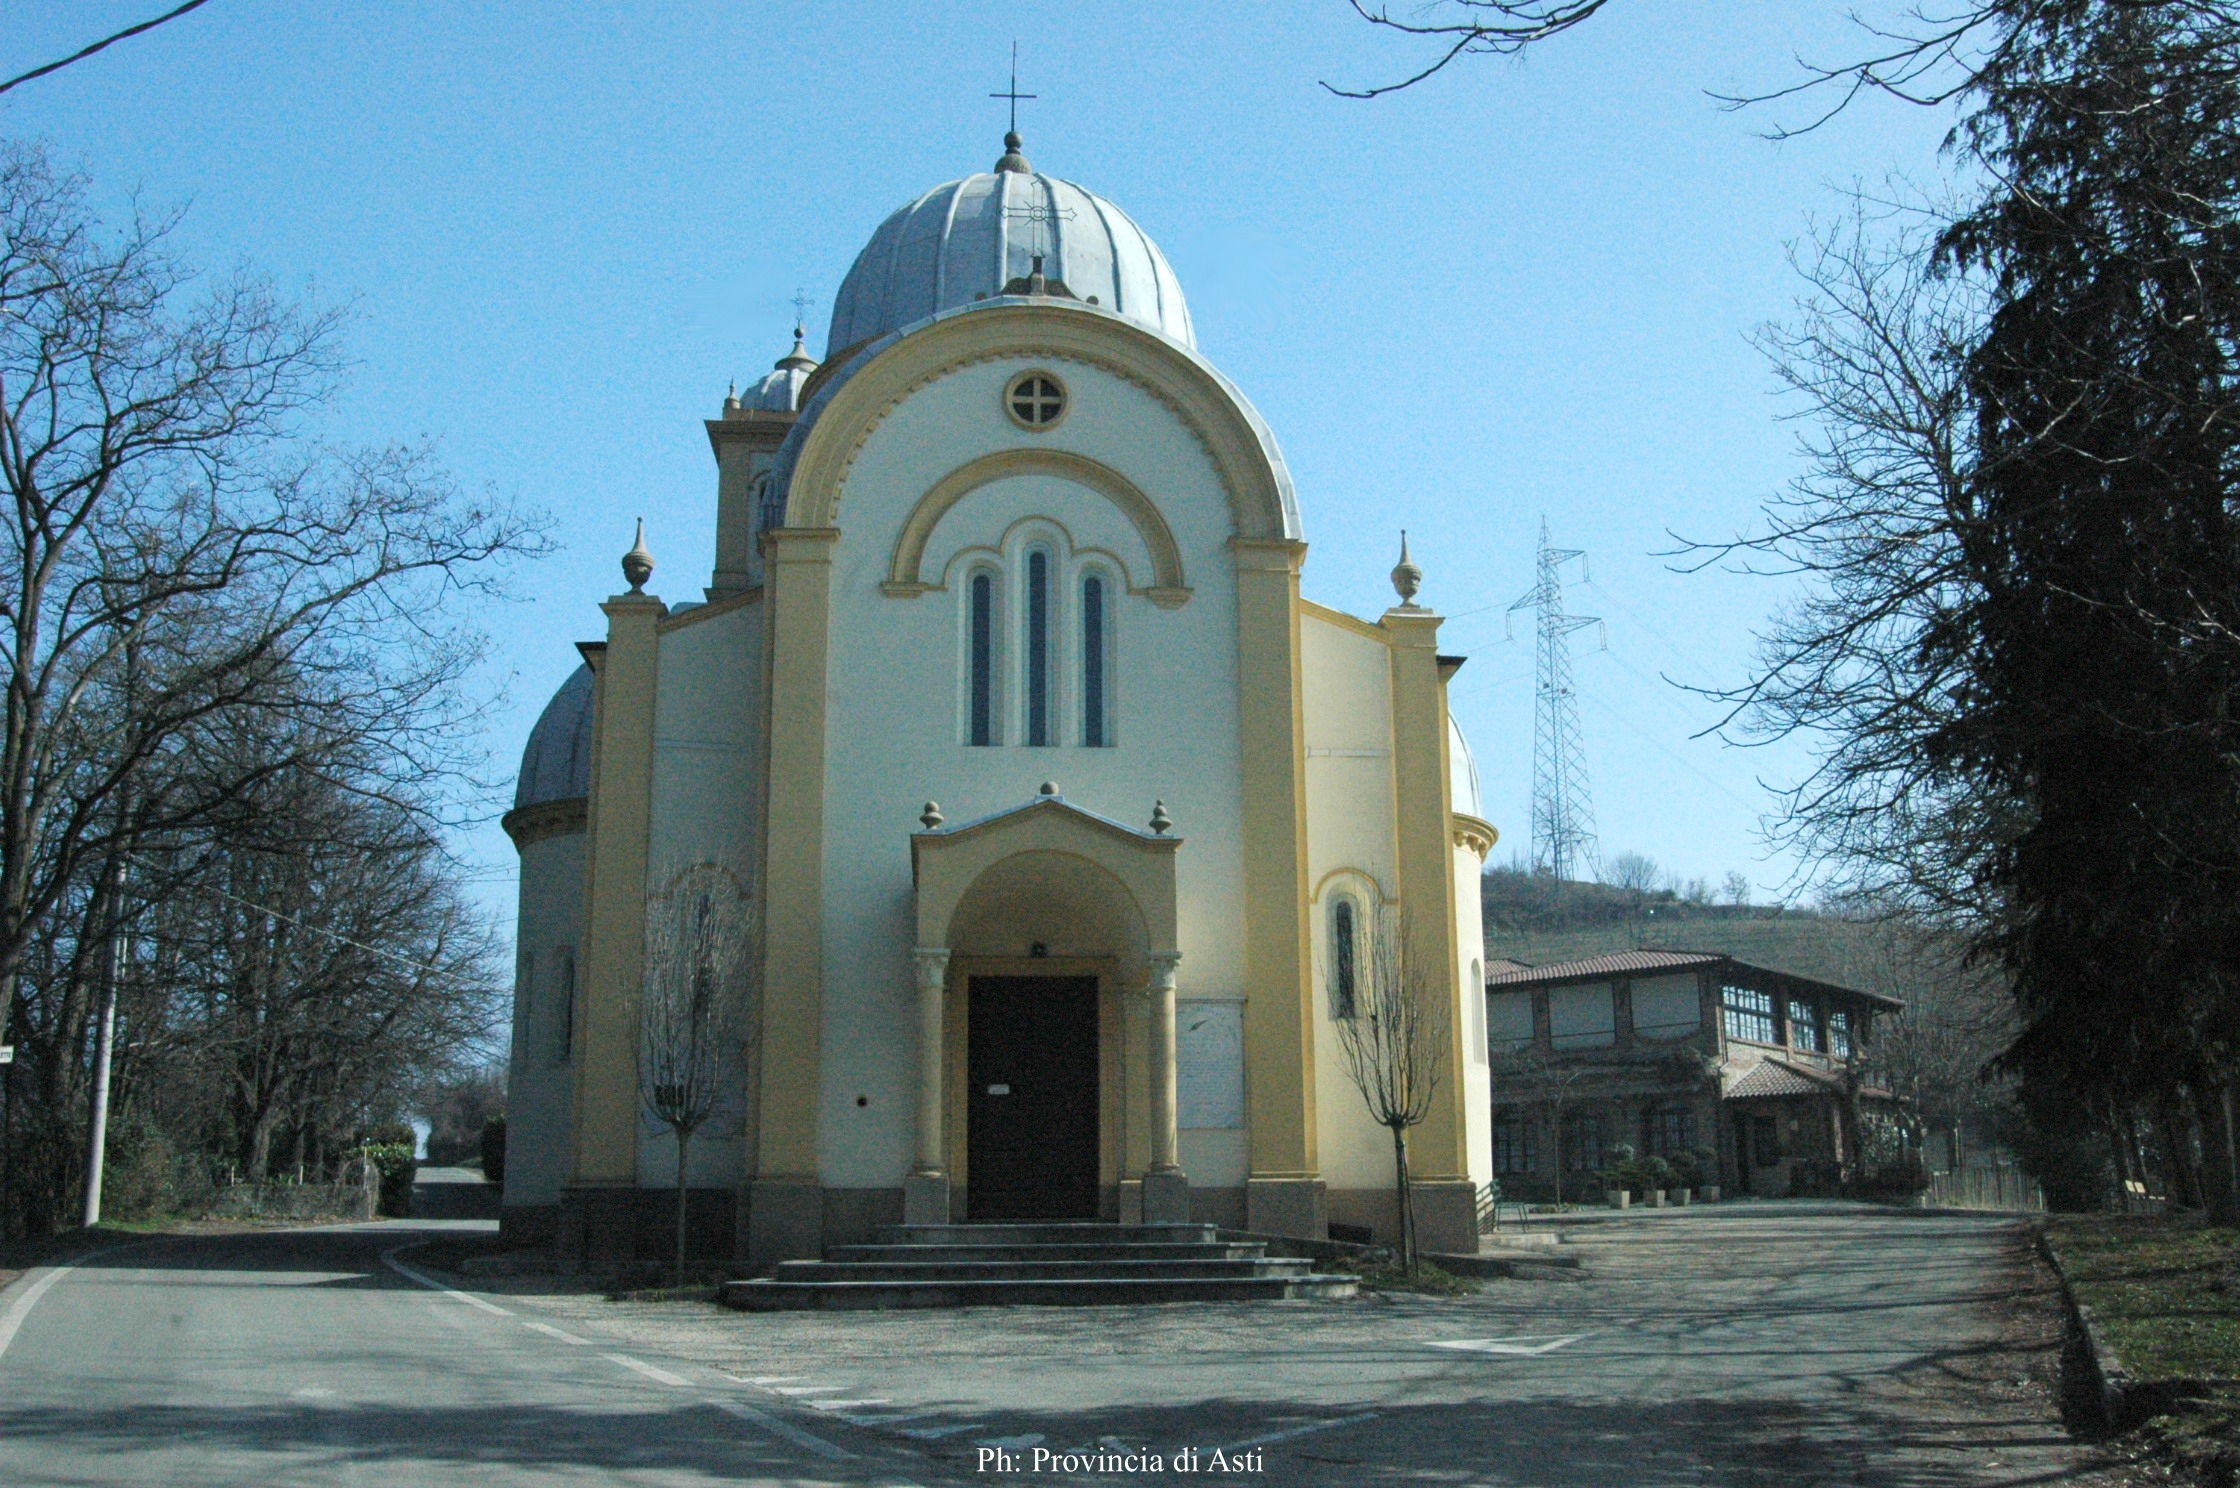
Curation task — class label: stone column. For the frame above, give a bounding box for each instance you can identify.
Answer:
[1142,951,1190,1224]
[904,946,951,1226]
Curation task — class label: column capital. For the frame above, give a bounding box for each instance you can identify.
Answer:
[912,945,952,975]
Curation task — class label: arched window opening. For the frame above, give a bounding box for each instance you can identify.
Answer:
[1026,549,1051,746]
[1331,898,1358,1019]
[1081,573,1108,747]
[969,572,997,746]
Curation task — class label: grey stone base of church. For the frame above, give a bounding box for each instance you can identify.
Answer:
[499,1202,559,1248]
[1325,1180,1478,1256]
[554,1185,736,1271]
[1247,1177,1328,1240]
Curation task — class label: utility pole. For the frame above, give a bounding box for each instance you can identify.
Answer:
[1507,517,1603,881]
[81,858,125,1227]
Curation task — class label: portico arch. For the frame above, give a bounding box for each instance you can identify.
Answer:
[908,791,1185,1224]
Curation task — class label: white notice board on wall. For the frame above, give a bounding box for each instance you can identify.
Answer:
[1177,1001,1244,1129]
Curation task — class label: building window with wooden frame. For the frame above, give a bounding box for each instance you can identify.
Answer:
[1562,1110,1604,1171]
[1827,1009,1853,1059]
[1721,983,1776,1044]
[1493,1109,1535,1175]
[1789,999,1823,1054]
[1645,1104,1696,1158]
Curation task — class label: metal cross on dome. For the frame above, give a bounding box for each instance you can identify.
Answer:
[1003,195,1077,266]
[990,41,1036,134]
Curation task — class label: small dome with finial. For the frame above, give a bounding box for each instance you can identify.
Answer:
[743,327,819,412]
[622,518,655,594]
[1390,530,1424,608]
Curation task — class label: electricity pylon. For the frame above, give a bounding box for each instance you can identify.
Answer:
[1507,518,1602,882]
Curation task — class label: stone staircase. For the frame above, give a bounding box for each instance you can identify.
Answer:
[720,1222,1358,1311]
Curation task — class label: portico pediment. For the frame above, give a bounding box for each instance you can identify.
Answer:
[911,788,1180,956]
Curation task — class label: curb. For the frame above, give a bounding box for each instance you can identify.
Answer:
[2034,1227,2233,1433]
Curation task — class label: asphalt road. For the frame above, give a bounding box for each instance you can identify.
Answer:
[0,1205,2111,1487]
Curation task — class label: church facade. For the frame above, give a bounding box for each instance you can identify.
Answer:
[501,135,1502,1267]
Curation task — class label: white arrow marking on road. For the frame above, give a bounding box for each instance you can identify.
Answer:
[1229,1411,1381,1450]
[604,1353,692,1387]
[707,1398,853,1460]
[1427,1334,1589,1356]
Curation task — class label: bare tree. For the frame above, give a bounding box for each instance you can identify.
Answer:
[639,863,752,1286]
[1722,871,1753,907]
[1490,1038,1596,1207]
[1332,903,1450,1271]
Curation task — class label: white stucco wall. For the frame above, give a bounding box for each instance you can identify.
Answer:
[813,353,1252,1190]
[638,601,762,1188]
[505,830,584,1206]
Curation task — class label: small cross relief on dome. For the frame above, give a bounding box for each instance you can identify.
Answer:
[1005,370,1067,431]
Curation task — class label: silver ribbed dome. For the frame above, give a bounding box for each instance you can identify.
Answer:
[828,151,1193,354]
[746,329,818,412]
[515,664,592,811]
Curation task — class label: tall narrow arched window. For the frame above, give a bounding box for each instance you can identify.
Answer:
[1081,573,1108,747]
[1025,549,1051,746]
[1331,898,1358,1019]
[969,572,997,746]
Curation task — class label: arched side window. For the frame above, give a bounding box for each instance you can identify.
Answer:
[1331,897,1359,1019]
[555,947,576,1065]
[1025,548,1052,746]
[1081,571,1110,747]
[969,570,1000,746]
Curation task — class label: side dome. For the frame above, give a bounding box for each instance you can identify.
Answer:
[745,328,818,412]
[828,142,1193,354]
[1449,715,1485,820]
[515,664,593,810]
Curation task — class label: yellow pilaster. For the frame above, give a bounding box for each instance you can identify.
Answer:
[754,527,840,1183]
[570,592,664,1184]
[1232,538,1320,1225]
[1384,607,1471,1181]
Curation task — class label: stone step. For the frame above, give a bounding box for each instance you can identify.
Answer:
[771,1257,1317,1284]
[874,1222,1220,1247]
[826,1241,1270,1265]
[720,1274,1359,1312]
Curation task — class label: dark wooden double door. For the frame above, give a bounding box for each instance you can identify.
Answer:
[966,975,1099,1221]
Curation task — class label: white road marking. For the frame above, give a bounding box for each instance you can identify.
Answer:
[977,1433,1046,1449]
[604,1353,692,1387]
[767,1384,843,1395]
[381,1249,513,1315]
[895,1422,988,1439]
[292,1385,336,1399]
[807,1398,891,1411]
[0,1242,144,1364]
[522,1321,592,1345]
[1427,1333,1589,1356]
[835,1410,935,1426]
[1228,1411,1382,1450]
[707,1397,854,1459]
[736,1374,801,1384]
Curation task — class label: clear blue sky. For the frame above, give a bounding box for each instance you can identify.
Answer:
[6,1,1961,919]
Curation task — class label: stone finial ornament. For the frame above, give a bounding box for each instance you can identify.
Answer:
[920,801,944,831]
[622,518,654,594]
[1149,800,1173,835]
[1390,530,1423,608]
[1038,781,1060,798]
[995,130,1031,174]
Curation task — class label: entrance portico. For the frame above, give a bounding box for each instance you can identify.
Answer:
[908,785,1186,1226]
